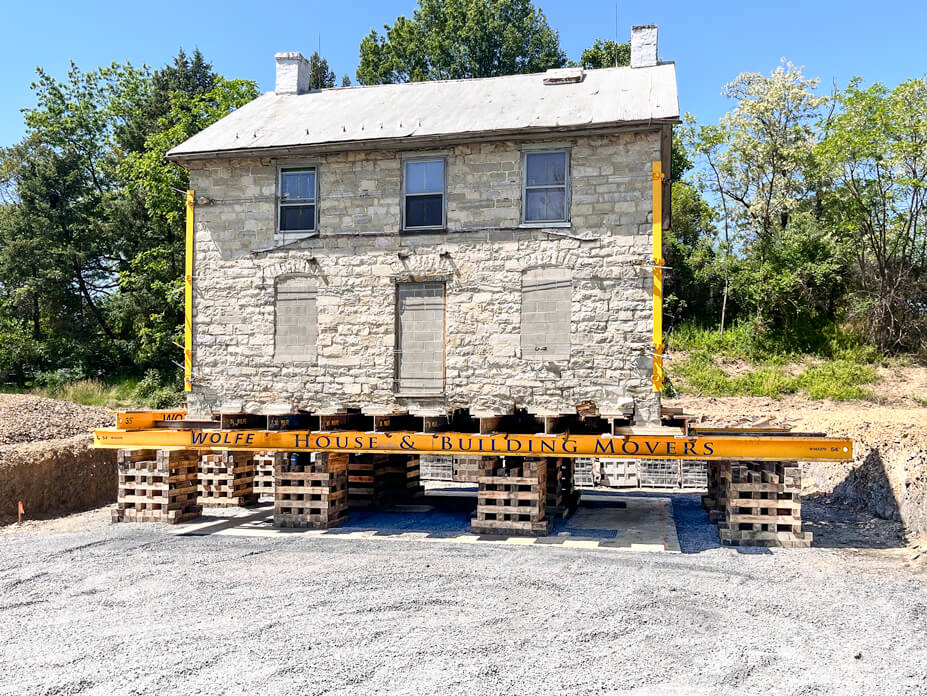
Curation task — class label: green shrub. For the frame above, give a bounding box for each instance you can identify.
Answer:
[795,361,878,400]
[131,369,183,408]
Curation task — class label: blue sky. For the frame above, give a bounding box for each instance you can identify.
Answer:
[2,0,924,147]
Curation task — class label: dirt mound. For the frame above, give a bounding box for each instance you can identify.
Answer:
[0,393,113,446]
[674,395,927,536]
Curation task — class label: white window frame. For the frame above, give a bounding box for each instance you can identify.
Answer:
[401,157,447,232]
[276,165,319,238]
[521,149,571,224]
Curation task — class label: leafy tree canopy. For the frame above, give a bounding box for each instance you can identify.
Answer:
[579,40,629,69]
[0,51,257,381]
[357,0,566,84]
[308,51,336,89]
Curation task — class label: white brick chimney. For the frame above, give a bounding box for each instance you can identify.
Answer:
[275,52,310,95]
[630,25,658,68]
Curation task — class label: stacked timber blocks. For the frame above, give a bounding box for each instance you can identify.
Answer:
[546,457,580,518]
[253,451,280,502]
[454,456,496,483]
[471,458,552,536]
[274,453,348,528]
[347,454,424,508]
[198,452,258,507]
[113,449,201,523]
[703,461,812,548]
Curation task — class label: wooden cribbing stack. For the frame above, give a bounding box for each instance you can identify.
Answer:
[252,451,279,502]
[274,452,348,528]
[348,454,424,508]
[113,449,201,523]
[198,452,258,507]
[471,457,551,536]
[454,456,495,483]
[545,457,580,518]
[347,453,382,508]
[702,461,812,548]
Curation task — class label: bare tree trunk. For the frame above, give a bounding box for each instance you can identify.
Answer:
[720,277,729,339]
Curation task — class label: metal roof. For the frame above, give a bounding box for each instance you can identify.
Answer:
[166,63,678,161]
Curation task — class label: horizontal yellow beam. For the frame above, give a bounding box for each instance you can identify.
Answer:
[93,428,853,462]
[114,411,187,430]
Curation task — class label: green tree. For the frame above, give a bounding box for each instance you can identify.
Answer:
[357,0,566,84]
[665,180,719,328]
[308,51,336,89]
[688,62,827,334]
[817,76,927,352]
[579,40,629,69]
[118,77,259,366]
[0,51,258,380]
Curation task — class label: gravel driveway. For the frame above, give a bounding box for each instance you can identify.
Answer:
[1,506,925,696]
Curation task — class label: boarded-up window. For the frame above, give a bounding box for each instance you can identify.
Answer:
[521,269,571,360]
[396,282,445,393]
[274,276,317,361]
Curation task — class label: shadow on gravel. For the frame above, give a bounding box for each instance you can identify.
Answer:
[804,448,907,550]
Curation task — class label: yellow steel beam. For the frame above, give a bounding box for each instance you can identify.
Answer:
[184,189,194,392]
[93,428,853,462]
[114,410,188,430]
[651,161,665,392]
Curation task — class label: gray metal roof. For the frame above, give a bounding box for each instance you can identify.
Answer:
[166,63,678,160]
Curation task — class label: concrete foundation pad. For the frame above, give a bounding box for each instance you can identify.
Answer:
[168,495,681,553]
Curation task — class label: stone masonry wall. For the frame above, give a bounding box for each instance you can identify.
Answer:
[185,131,662,422]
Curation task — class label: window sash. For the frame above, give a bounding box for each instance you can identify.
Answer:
[522,151,569,223]
[278,167,317,233]
[403,158,446,230]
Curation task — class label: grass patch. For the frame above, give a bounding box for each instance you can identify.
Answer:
[795,361,878,401]
[667,318,881,365]
[30,370,183,409]
[670,351,878,401]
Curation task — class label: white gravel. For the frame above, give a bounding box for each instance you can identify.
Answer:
[1,521,925,695]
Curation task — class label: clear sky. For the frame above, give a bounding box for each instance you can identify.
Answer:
[2,0,925,147]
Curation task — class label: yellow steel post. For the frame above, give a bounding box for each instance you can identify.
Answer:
[651,161,665,392]
[184,190,194,392]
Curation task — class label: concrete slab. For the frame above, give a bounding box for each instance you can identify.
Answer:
[170,495,681,553]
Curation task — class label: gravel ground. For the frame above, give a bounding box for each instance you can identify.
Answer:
[0,394,113,446]
[1,506,925,695]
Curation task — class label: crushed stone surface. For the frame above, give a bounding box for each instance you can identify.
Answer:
[0,512,925,695]
[0,394,113,447]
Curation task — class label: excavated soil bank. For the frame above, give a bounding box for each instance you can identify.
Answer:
[675,395,927,537]
[0,395,116,521]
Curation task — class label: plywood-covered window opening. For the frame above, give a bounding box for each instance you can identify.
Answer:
[521,268,572,360]
[395,282,445,393]
[274,276,317,362]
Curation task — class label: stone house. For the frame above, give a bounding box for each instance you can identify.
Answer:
[166,25,679,428]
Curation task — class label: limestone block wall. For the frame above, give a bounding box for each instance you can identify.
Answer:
[184,131,662,422]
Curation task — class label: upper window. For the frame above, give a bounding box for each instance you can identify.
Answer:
[279,167,317,233]
[403,158,445,230]
[522,150,569,223]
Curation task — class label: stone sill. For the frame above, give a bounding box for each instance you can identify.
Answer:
[395,392,445,398]
[518,222,571,229]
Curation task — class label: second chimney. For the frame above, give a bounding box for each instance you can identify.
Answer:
[275,52,310,95]
[630,25,658,68]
